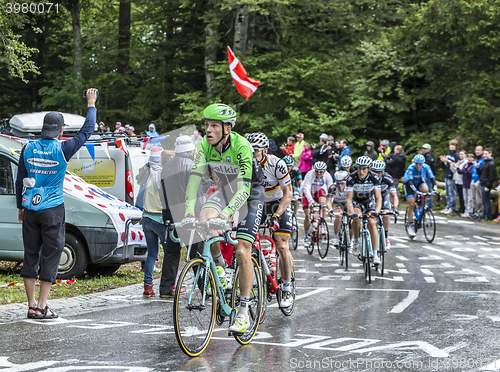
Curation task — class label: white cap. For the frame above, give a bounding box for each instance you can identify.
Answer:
[175,135,195,153]
[319,133,328,140]
[422,143,431,150]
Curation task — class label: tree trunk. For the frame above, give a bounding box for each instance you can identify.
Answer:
[65,0,82,81]
[233,5,249,55]
[246,12,255,55]
[204,0,218,97]
[118,0,131,76]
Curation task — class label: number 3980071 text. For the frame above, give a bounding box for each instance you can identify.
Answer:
[6,2,60,14]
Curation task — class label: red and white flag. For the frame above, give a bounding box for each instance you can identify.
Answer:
[115,139,128,156]
[227,46,260,100]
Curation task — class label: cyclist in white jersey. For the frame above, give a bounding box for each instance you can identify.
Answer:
[301,161,334,247]
[248,133,295,308]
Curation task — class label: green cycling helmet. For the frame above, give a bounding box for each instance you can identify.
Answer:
[203,104,237,127]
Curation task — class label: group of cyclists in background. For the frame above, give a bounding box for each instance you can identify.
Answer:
[175,103,439,353]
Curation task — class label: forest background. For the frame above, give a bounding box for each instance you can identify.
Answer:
[1,0,500,180]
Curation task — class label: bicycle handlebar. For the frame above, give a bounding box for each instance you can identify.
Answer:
[166,221,237,245]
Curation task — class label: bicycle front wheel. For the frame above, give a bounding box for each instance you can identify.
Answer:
[290,213,299,250]
[363,234,371,284]
[342,225,349,270]
[423,208,436,243]
[306,232,315,255]
[317,219,329,259]
[231,255,263,345]
[173,258,216,357]
[378,230,385,276]
[276,253,296,316]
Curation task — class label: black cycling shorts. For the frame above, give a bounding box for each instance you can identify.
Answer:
[261,199,292,236]
[203,184,265,244]
[353,197,376,213]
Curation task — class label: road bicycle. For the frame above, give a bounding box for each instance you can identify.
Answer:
[253,215,296,322]
[169,221,263,357]
[353,206,378,284]
[375,211,396,277]
[289,199,299,251]
[330,210,350,271]
[306,203,330,258]
[404,192,439,243]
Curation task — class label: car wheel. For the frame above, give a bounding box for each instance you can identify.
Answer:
[57,233,88,279]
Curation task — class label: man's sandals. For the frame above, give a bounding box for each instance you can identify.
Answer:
[33,305,58,319]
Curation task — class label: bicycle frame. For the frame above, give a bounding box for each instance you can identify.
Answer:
[168,221,237,318]
[254,229,280,294]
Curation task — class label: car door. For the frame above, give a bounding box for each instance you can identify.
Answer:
[0,153,24,260]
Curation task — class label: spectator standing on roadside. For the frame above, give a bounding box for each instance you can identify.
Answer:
[377,139,391,160]
[136,146,165,297]
[337,139,351,169]
[158,135,206,297]
[312,133,331,164]
[280,136,296,157]
[292,133,305,163]
[146,123,159,138]
[16,88,97,319]
[364,141,378,161]
[327,135,337,178]
[191,129,203,148]
[458,153,475,217]
[439,139,460,214]
[385,145,406,198]
[451,150,467,214]
[479,148,496,221]
[470,145,484,219]
[298,142,313,178]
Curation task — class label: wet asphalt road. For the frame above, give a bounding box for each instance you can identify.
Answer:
[2,211,500,372]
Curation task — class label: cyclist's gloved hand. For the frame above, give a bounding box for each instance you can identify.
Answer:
[393,207,399,215]
[351,213,359,219]
[181,215,196,230]
[433,184,438,193]
[328,209,334,217]
[371,212,379,218]
[269,214,280,232]
[208,215,229,231]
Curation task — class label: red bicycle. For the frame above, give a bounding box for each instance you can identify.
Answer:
[253,216,296,321]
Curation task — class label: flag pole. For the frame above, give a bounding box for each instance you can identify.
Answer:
[256,91,286,145]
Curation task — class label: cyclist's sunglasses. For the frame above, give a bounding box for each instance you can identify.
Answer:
[315,170,325,174]
[336,181,346,185]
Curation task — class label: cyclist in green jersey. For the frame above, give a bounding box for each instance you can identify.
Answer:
[182,104,264,334]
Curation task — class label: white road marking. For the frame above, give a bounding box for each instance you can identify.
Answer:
[268,287,332,308]
[436,290,500,294]
[295,269,319,274]
[318,275,352,281]
[418,255,444,260]
[424,277,436,283]
[345,288,418,313]
[444,269,480,275]
[351,340,449,358]
[483,266,500,276]
[421,269,434,275]
[448,220,474,224]
[479,254,500,259]
[392,243,410,248]
[422,245,470,261]
[451,247,476,252]
[374,276,404,282]
[474,235,489,241]
[421,263,454,268]
[395,263,406,268]
[396,255,408,261]
[455,277,489,283]
[384,268,409,274]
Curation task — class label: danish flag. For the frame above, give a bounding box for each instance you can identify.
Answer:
[227,46,260,100]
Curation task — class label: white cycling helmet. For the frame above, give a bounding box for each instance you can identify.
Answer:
[371,159,386,172]
[340,155,352,168]
[334,170,349,182]
[248,132,269,149]
[355,156,373,168]
[314,161,327,171]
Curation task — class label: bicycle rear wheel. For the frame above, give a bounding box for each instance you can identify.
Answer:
[363,234,371,284]
[423,208,436,243]
[173,258,216,357]
[231,255,263,345]
[290,213,299,250]
[306,232,315,255]
[276,252,296,316]
[317,218,329,259]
